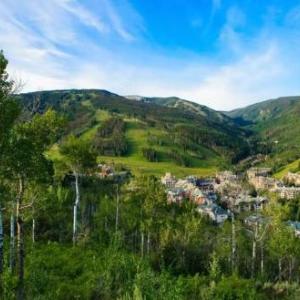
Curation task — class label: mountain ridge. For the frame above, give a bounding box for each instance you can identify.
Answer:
[16,89,250,175]
[16,89,300,173]
[226,96,300,170]
[227,96,300,122]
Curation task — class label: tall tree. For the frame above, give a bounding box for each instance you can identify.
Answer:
[0,51,19,149]
[0,51,20,293]
[60,135,96,245]
[3,109,63,299]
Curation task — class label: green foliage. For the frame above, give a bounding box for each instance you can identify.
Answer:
[1,171,300,299]
[97,117,125,138]
[142,147,159,162]
[211,275,261,300]
[3,109,63,184]
[168,149,190,167]
[60,134,97,173]
[0,51,20,159]
[209,252,221,282]
[93,117,128,156]
[228,97,300,167]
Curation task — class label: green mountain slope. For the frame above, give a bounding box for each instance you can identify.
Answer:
[126,95,236,126]
[16,89,249,176]
[227,96,300,169]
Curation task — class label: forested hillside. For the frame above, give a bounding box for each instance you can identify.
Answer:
[16,89,250,175]
[227,97,300,172]
[126,95,235,124]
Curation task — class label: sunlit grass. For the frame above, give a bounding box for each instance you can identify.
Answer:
[274,159,300,179]
[47,113,221,177]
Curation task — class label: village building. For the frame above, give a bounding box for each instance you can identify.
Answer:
[249,176,280,190]
[221,194,268,213]
[174,180,195,196]
[246,167,283,190]
[97,164,114,178]
[205,191,218,203]
[216,171,238,183]
[161,172,177,188]
[197,204,229,224]
[284,172,300,187]
[167,188,185,204]
[247,167,272,179]
[214,179,244,197]
[196,178,215,191]
[186,175,197,185]
[272,186,300,200]
[244,215,269,227]
[190,188,207,205]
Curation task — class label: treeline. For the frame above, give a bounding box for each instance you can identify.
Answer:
[142,147,191,167]
[168,149,190,166]
[142,147,159,162]
[18,90,96,136]
[173,124,250,163]
[17,88,251,164]
[93,117,128,156]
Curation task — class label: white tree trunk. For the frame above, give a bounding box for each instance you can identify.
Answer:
[73,172,80,245]
[104,216,108,232]
[32,218,35,244]
[10,214,15,271]
[289,259,292,282]
[115,184,119,233]
[231,212,236,273]
[16,177,25,300]
[141,231,144,257]
[147,231,150,255]
[260,242,264,276]
[278,258,282,281]
[251,221,258,277]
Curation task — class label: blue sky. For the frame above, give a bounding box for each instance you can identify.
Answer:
[1,0,300,110]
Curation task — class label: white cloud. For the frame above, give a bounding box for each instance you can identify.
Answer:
[56,0,107,34]
[218,6,247,55]
[101,0,135,41]
[1,1,300,111]
[184,45,286,109]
